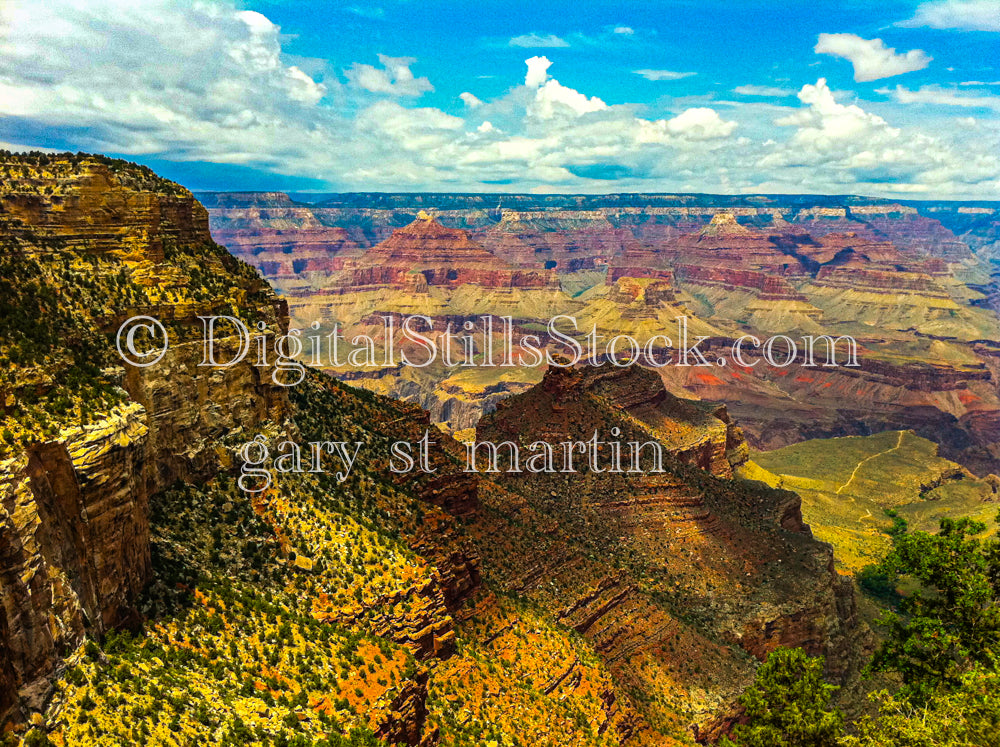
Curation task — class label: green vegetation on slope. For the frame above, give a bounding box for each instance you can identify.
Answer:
[747,431,999,573]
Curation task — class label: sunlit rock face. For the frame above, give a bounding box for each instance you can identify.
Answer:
[0,154,289,725]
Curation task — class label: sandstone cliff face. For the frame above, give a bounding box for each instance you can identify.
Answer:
[2,179,198,263]
[478,209,639,271]
[0,155,289,727]
[1,423,149,714]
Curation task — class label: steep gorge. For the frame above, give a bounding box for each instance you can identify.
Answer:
[1,157,871,745]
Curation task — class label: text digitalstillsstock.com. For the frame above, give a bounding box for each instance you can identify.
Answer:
[116,313,861,492]
[117,313,861,385]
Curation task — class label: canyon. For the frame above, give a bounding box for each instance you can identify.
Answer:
[204,190,1000,476]
[0,154,884,745]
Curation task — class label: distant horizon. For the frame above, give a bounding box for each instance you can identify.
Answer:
[193,187,1000,206]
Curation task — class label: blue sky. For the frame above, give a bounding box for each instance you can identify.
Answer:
[1,0,999,197]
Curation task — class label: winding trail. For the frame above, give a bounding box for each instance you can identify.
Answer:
[835,430,906,496]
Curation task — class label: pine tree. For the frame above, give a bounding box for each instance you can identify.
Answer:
[870,515,1000,701]
[720,647,843,747]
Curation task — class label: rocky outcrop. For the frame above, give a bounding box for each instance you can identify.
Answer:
[602,277,680,323]
[677,265,809,301]
[0,155,290,727]
[334,215,555,291]
[372,667,434,746]
[813,266,949,297]
[473,363,864,739]
[482,362,749,479]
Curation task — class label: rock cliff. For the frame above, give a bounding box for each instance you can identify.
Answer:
[0,153,289,727]
[474,363,864,739]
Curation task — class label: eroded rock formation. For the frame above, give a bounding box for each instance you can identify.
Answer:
[0,155,289,725]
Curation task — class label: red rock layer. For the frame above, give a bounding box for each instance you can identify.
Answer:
[813,266,949,296]
[665,213,807,275]
[206,196,366,281]
[676,265,809,301]
[479,218,642,272]
[336,216,555,290]
[216,227,362,276]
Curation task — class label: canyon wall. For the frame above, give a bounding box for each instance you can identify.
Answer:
[0,155,289,725]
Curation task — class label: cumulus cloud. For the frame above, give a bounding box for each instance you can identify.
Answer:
[0,0,330,161]
[633,69,697,81]
[754,77,1000,195]
[530,80,607,119]
[522,57,607,119]
[0,0,997,197]
[776,78,899,146]
[899,0,1000,31]
[639,108,738,141]
[525,56,553,88]
[613,26,635,35]
[815,33,932,82]
[346,54,433,96]
[509,33,569,48]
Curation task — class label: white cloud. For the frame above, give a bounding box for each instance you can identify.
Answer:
[525,56,553,88]
[815,33,932,82]
[899,0,1000,31]
[754,77,1000,197]
[878,84,1000,110]
[354,100,462,151]
[530,79,608,119]
[0,0,330,160]
[633,69,697,81]
[509,33,570,48]
[0,0,997,197]
[734,85,796,97]
[776,78,899,145]
[665,108,738,139]
[613,26,635,35]
[346,54,433,96]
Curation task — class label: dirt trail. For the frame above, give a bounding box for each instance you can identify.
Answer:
[835,430,906,496]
